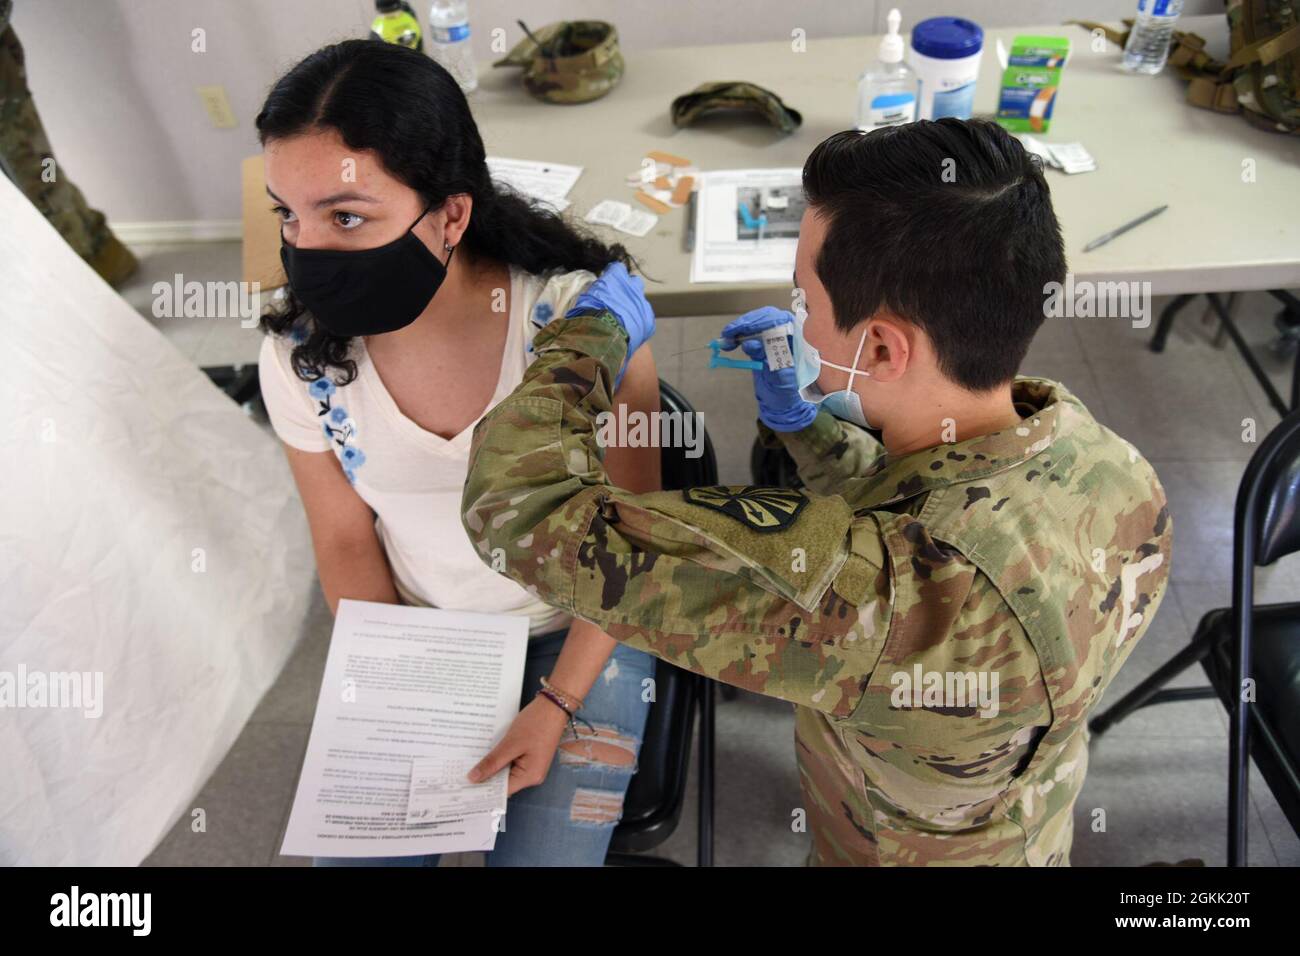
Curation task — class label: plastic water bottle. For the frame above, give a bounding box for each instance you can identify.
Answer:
[1122,0,1185,75]
[856,9,920,131]
[429,0,477,93]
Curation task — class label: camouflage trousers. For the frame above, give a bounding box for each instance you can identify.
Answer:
[795,706,1080,866]
[0,23,113,263]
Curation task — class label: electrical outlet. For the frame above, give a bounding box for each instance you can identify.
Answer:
[196,85,237,129]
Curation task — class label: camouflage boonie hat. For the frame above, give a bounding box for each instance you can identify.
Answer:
[670,81,803,134]
[493,20,624,104]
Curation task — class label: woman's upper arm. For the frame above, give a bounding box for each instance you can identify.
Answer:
[256,335,334,453]
[282,442,378,548]
[258,336,374,544]
[605,344,662,494]
[282,443,399,613]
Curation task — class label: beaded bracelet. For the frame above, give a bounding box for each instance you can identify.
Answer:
[536,679,594,740]
[540,675,586,713]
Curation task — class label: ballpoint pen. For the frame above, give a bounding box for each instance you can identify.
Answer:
[1083,205,1168,253]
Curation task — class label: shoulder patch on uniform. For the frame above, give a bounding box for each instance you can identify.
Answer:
[682,485,808,533]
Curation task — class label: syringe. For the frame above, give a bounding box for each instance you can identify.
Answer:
[671,323,794,371]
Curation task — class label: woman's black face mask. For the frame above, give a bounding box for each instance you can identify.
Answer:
[279,204,453,338]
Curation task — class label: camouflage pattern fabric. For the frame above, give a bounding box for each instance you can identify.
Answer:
[1224,0,1300,134]
[1070,4,1300,134]
[0,15,132,275]
[462,312,1173,866]
[671,81,803,134]
[493,20,623,105]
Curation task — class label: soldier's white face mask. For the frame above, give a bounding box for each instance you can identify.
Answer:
[792,308,872,429]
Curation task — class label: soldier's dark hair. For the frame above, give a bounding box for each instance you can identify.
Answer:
[255,39,634,384]
[802,118,1065,392]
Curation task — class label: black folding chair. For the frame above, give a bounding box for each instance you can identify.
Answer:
[202,363,261,406]
[751,435,803,490]
[605,379,718,866]
[1150,290,1300,416]
[1089,409,1300,866]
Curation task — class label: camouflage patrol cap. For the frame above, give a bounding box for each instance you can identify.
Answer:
[671,81,803,134]
[0,0,12,32]
[493,20,624,105]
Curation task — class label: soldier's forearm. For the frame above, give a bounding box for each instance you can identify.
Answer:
[461,312,628,607]
[760,409,884,496]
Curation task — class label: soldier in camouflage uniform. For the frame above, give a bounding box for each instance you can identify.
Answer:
[462,120,1172,866]
[0,0,137,285]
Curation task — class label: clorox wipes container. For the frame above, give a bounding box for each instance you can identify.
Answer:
[909,16,984,120]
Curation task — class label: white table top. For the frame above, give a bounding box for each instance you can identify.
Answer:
[464,14,1299,314]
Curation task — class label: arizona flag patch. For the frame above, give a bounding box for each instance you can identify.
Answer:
[683,485,808,532]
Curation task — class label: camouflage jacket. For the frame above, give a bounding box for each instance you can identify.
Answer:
[462,312,1172,865]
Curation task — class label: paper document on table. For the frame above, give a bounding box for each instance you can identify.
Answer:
[487,156,582,213]
[280,599,528,858]
[690,168,804,284]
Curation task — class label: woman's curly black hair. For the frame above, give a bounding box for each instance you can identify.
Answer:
[256,39,633,384]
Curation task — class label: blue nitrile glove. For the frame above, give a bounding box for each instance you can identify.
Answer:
[565,261,656,389]
[719,307,818,432]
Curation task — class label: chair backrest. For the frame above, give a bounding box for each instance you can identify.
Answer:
[657,378,719,490]
[751,437,803,489]
[612,380,716,845]
[1240,408,1300,566]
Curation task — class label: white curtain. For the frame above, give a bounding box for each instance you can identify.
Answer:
[0,173,316,865]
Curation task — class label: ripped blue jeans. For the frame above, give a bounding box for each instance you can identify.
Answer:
[313,628,654,867]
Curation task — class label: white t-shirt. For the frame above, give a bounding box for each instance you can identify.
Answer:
[257,265,597,636]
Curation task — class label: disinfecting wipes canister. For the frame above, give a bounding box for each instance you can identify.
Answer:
[909,17,984,120]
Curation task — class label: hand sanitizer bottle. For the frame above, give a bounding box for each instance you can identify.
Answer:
[856,9,919,132]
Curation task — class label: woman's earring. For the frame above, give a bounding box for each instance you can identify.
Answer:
[444,242,454,252]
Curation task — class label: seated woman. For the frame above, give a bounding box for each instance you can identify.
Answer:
[255,39,661,867]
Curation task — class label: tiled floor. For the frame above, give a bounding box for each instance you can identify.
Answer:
[136,241,1299,866]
